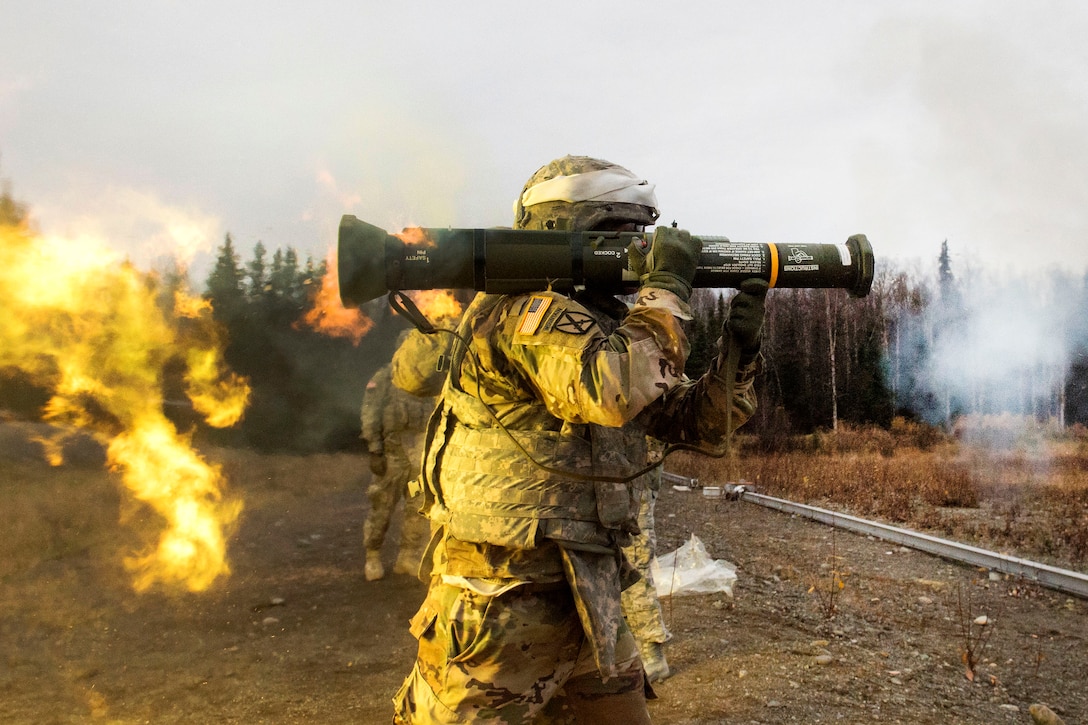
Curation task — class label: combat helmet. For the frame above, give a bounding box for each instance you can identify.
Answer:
[513,155,659,232]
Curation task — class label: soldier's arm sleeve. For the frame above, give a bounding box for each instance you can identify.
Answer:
[391,327,455,398]
[360,366,391,453]
[642,332,761,446]
[498,288,692,427]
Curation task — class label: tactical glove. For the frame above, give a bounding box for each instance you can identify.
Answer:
[368,452,387,477]
[626,238,649,278]
[725,278,768,359]
[638,227,701,302]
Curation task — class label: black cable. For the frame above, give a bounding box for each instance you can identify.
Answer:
[387,290,737,485]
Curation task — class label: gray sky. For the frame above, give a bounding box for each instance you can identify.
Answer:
[3,1,1087,284]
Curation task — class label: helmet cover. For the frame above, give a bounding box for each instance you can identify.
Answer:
[513,155,659,232]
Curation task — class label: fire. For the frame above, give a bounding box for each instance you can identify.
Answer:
[110,416,239,592]
[298,249,374,344]
[297,233,460,341]
[394,226,435,247]
[29,433,66,467]
[175,293,250,428]
[409,289,463,323]
[174,289,213,318]
[0,219,249,592]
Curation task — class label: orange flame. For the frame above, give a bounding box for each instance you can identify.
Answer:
[0,219,249,592]
[298,249,374,345]
[29,434,66,466]
[408,289,463,323]
[394,226,435,247]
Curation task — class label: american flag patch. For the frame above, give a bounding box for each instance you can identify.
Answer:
[517,295,552,335]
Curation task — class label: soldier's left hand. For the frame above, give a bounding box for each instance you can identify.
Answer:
[725,278,768,356]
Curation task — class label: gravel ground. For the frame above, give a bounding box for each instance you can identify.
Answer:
[1,426,1084,723]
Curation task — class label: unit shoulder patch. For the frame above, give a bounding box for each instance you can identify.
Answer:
[552,309,596,336]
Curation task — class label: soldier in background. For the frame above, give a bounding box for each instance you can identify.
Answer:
[391,155,767,724]
[359,332,437,581]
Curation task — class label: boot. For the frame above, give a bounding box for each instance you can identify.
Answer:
[640,640,671,683]
[393,550,419,576]
[365,550,385,581]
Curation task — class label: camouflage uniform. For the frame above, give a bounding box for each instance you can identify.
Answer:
[360,360,436,579]
[391,288,758,723]
[620,446,671,682]
[389,155,762,724]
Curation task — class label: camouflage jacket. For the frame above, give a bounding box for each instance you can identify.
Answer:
[393,286,758,675]
[360,363,437,455]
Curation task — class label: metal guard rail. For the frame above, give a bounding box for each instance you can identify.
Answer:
[660,471,1088,600]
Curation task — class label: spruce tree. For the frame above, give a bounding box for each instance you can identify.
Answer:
[246,241,268,300]
[204,233,245,321]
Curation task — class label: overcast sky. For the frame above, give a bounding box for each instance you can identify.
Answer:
[3,1,1087,285]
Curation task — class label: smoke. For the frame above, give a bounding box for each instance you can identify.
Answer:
[848,10,1088,447]
[34,184,222,274]
[310,98,507,237]
[856,9,1088,273]
[891,254,1087,442]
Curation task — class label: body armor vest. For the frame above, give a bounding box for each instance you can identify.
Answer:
[419,294,646,553]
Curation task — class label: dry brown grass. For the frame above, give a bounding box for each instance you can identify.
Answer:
[0,459,123,581]
[669,417,1088,570]
[4,419,1088,722]
[4,415,1085,588]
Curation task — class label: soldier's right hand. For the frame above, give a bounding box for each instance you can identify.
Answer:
[639,226,702,303]
[369,452,387,477]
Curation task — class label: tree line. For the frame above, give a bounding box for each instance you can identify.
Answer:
[4,171,1087,452]
[197,233,1088,452]
[195,234,403,452]
[685,239,1088,444]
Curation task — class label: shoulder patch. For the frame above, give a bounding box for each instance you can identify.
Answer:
[517,295,553,335]
[553,309,596,336]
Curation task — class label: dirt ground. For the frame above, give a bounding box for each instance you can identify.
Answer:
[1,427,1086,724]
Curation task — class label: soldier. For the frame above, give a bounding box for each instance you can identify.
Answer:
[621,442,671,683]
[359,333,437,581]
[391,155,767,724]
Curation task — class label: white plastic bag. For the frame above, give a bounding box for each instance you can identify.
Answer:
[650,533,737,598]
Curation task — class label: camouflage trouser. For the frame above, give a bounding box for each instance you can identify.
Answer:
[363,438,429,565]
[621,482,670,647]
[392,581,650,724]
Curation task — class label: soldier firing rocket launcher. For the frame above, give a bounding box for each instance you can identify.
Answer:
[336,214,874,308]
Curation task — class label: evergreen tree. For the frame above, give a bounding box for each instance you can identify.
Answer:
[204,233,245,321]
[263,247,304,324]
[841,309,895,426]
[282,247,303,305]
[0,179,50,417]
[246,240,268,300]
[196,239,383,453]
[268,247,297,297]
[932,240,964,428]
[0,180,29,226]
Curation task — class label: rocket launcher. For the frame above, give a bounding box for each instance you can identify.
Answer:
[337,214,875,308]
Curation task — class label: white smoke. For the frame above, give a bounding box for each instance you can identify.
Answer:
[32,185,222,275]
[902,256,1085,435]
